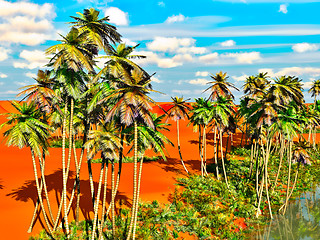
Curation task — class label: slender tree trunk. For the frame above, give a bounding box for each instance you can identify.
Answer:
[39,153,54,223]
[61,100,69,234]
[91,158,106,240]
[132,153,145,240]
[111,161,116,237]
[214,126,220,179]
[283,140,293,215]
[99,159,109,239]
[224,133,229,161]
[272,136,285,193]
[220,130,229,188]
[201,125,207,176]
[177,120,189,174]
[31,150,53,234]
[127,121,138,240]
[199,125,204,177]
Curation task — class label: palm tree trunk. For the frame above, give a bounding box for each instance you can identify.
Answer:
[61,100,69,233]
[39,153,54,223]
[279,162,300,212]
[177,120,189,174]
[111,161,116,237]
[126,121,138,240]
[99,159,109,239]
[198,125,203,177]
[132,153,145,240]
[91,158,106,240]
[272,135,285,193]
[31,150,53,234]
[202,125,207,176]
[214,126,220,179]
[283,140,293,215]
[264,136,273,219]
[220,130,229,188]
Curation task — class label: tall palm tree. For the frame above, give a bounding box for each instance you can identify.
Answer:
[85,121,121,240]
[309,79,320,106]
[166,96,191,174]
[70,7,122,51]
[46,27,97,233]
[204,71,239,101]
[17,69,58,113]
[100,68,155,240]
[0,101,52,233]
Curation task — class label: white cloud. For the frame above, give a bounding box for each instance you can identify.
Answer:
[276,67,320,77]
[195,71,210,77]
[303,81,314,89]
[151,76,162,83]
[147,37,194,52]
[165,14,186,24]
[0,1,55,46]
[13,50,47,69]
[232,74,249,82]
[134,51,182,68]
[220,40,236,47]
[0,0,55,18]
[172,54,193,63]
[176,46,207,54]
[25,72,37,79]
[199,51,261,65]
[292,43,319,53]
[172,89,191,95]
[158,1,165,7]
[221,52,261,64]
[14,81,30,86]
[105,7,129,26]
[0,47,9,61]
[188,78,209,86]
[0,82,4,85]
[199,52,219,63]
[258,68,275,77]
[121,38,137,46]
[0,73,7,78]
[279,4,288,14]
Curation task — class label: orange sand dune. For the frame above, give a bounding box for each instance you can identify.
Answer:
[0,101,205,239]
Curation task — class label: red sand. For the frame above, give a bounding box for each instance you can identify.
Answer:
[0,101,205,239]
[2,100,314,239]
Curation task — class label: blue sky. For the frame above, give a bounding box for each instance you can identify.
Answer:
[1,0,320,103]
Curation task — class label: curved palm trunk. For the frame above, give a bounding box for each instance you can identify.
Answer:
[177,120,189,174]
[61,100,69,233]
[39,153,54,223]
[199,125,204,177]
[283,140,293,215]
[91,158,106,240]
[219,130,229,188]
[127,121,138,240]
[133,153,145,240]
[31,150,53,234]
[99,159,109,239]
[272,135,285,193]
[111,161,116,237]
[214,126,220,179]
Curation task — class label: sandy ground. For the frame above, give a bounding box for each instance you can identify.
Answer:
[1,100,314,239]
[0,101,204,239]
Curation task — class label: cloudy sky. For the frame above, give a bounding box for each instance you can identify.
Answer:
[0,0,320,103]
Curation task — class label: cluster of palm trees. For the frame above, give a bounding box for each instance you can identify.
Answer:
[2,7,320,239]
[0,8,170,239]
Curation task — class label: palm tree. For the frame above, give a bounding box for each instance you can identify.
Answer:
[204,71,239,101]
[166,96,191,174]
[100,68,155,240]
[46,26,97,233]
[0,101,52,233]
[309,79,320,106]
[85,121,121,240]
[70,7,122,51]
[189,98,213,177]
[95,43,147,82]
[17,70,58,113]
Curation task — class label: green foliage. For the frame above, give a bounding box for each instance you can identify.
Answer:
[49,138,83,148]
